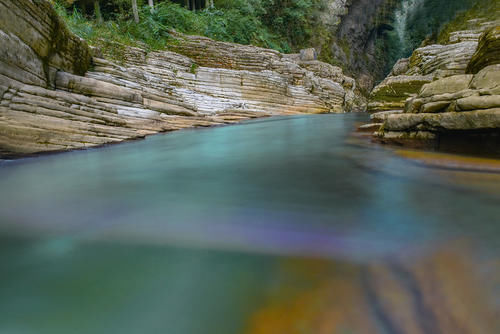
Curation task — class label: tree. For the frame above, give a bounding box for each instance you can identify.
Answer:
[131,0,139,23]
[148,0,154,13]
[94,0,103,24]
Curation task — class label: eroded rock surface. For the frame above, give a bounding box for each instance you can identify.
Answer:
[467,26,500,74]
[373,65,500,150]
[366,12,500,152]
[368,14,500,113]
[0,0,364,157]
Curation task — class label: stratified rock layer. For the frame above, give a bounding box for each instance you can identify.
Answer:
[467,26,500,74]
[368,14,500,113]
[373,65,500,150]
[366,12,500,152]
[0,0,363,157]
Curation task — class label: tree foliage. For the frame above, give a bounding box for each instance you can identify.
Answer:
[54,0,325,54]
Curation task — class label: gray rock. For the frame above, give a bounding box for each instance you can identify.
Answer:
[470,64,500,93]
[384,109,500,131]
[457,95,500,111]
[419,75,474,98]
[370,110,403,123]
[390,58,410,76]
[300,48,318,61]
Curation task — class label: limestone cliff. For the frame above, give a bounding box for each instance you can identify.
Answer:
[0,0,363,158]
[366,9,500,153]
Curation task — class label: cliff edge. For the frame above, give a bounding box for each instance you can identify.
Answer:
[0,0,364,158]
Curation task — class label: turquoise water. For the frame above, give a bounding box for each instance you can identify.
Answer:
[0,113,499,333]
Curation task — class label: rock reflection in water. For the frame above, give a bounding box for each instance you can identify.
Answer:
[246,243,499,334]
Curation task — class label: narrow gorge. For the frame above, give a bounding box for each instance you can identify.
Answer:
[0,1,499,334]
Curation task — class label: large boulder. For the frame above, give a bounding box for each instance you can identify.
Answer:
[419,75,474,98]
[470,64,500,94]
[383,109,500,131]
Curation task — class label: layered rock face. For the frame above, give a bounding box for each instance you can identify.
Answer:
[0,0,362,158]
[366,13,500,152]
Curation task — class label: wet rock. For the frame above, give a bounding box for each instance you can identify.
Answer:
[358,123,382,132]
[375,130,437,142]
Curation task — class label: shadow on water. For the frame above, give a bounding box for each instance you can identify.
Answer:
[0,113,499,333]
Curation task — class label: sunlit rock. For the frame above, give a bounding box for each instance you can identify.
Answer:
[0,0,364,157]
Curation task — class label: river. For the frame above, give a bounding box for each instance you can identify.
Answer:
[0,113,499,333]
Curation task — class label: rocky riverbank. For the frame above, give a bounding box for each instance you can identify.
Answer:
[365,9,500,154]
[0,0,364,158]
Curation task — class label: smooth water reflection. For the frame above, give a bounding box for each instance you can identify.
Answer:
[0,114,499,333]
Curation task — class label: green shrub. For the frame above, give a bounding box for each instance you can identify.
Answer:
[54,0,322,55]
[437,0,500,44]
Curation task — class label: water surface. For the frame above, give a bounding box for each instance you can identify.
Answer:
[0,113,499,333]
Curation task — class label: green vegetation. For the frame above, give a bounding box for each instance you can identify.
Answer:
[403,0,476,51]
[437,0,500,44]
[53,0,325,54]
[374,0,485,76]
[189,63,198,74]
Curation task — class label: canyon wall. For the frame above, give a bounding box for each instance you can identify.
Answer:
[0,0,363,158]
[366,7,500,153]
[317,0,481,90]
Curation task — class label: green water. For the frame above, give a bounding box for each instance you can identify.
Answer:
[0,114,499,333]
